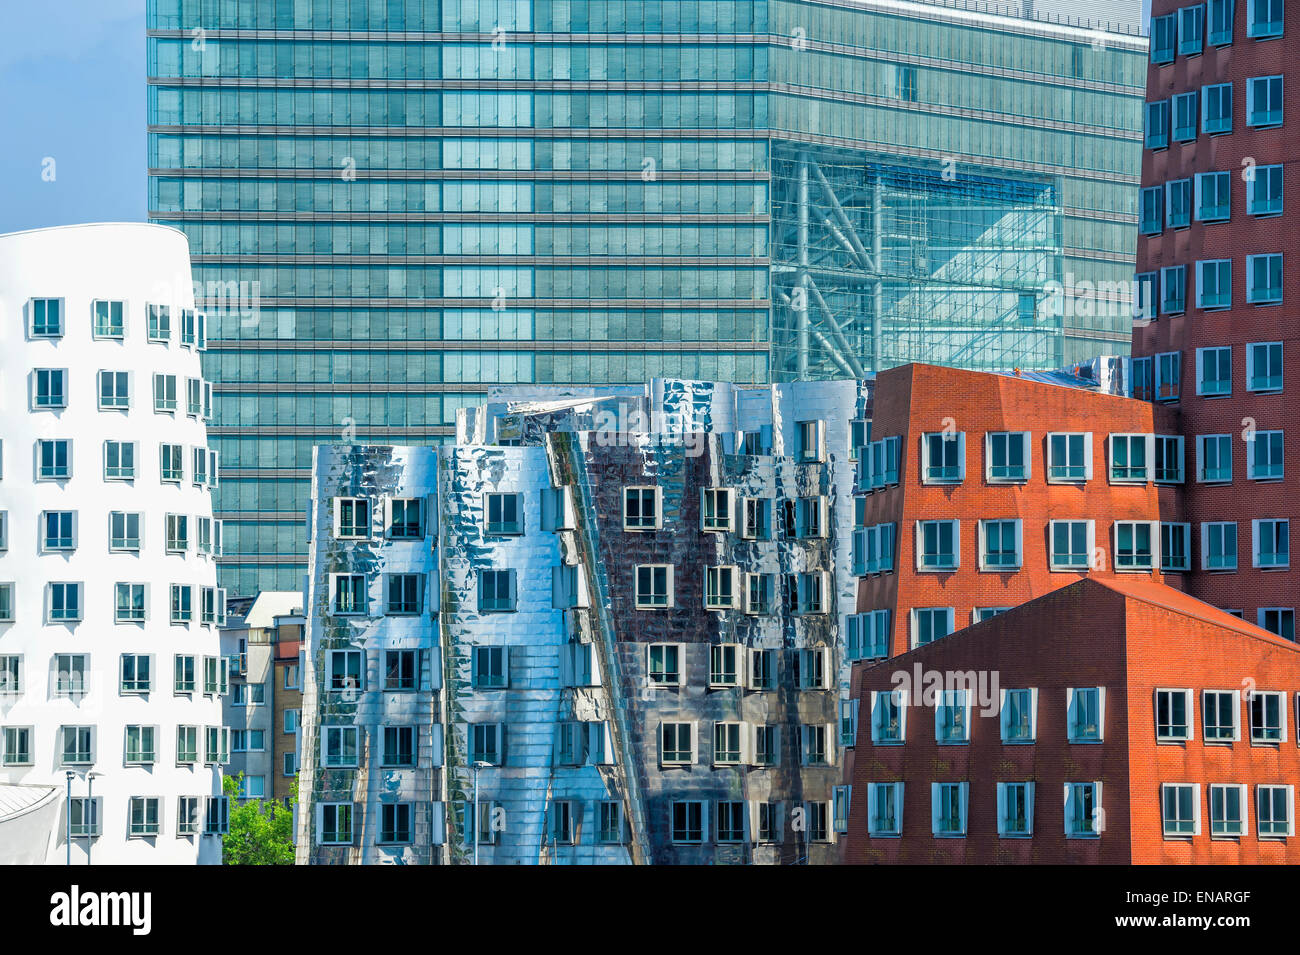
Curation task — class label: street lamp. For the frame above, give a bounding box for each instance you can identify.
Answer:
[471,761,491,866]
[64,771,75,866]
[85,772,100,865]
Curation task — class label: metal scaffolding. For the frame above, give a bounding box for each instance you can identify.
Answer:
[769,141,1065,379]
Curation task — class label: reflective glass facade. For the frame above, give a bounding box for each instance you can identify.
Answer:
[146,0,1146,596]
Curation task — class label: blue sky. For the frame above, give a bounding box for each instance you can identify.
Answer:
[0,0,1151,236]
[0,1,146,234]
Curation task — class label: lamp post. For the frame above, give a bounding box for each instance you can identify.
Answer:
[472,760,491,866]
[65,771,74,866]
[85,772,100,865]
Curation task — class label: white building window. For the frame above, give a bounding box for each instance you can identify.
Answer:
[624,486,661,530]
[1155,688,1193,741]
[1046,432,1092,482]
[921,432,965,483]
[911,607,954,647]
[1209,784,1246,837]
[986,431,1029,482]
[1257,785,1294,838]
[1162,783,1201,837]
[635,564,673,609]
[98,371,130,410]
[916,519,959,570]
[979,519,1021,570]
[1203,689,1241,742]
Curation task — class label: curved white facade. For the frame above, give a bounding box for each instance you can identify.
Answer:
[0,224,226,864]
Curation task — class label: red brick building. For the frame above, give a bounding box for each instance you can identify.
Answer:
[851,363,1184,661]
[844,576,1300,864]
[1132,0,1298,636]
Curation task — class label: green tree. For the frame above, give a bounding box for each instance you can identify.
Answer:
[222,772,297,865]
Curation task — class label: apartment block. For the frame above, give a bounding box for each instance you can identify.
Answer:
[1132,0,1298,638]
[844,576,1300,863]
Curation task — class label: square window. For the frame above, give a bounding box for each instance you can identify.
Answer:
[30,298,62,337]
[484,492,523,535]
[1162,783,1200,836]
[917,519,959,570]
[1114,521,1155,570]
[648,644,682,685]
[701,488,734,532]
[979,519,1021,570]
[635,564,672,609]
[1210,784,1246,837]
[1155,688,1192,741]
[1246,74,1283,127]
[1247,254,1283,304]
[1047,432,1091,481]
[1203,690,1240,741]
[92,300,125,338]
[1246,341,1283,391]
[623,487,659,530]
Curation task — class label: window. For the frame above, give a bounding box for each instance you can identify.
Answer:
[1208,0,1235,42]
[30,297,62,337]
[1162,523,1191,571]
[174,656,196,694]
[1202,521,1238,570]
[648,644,682,686]
[472,646,506,689]
[1247,74,1283,127]
[1179,3,1206,53]
[1202,82,1233,133]
[94,371,130,412]
[69,797,101,838]
[38,439,71,480]
[868,782,903,836]
[1156,351,1182,401]
[1197,346,1231,396]
[181,310,198,348]
[204,726,230,764]
[839,700,859,748]
[752,725,779,766]
[871,690,907,744]
[1210,784,1246,837]
[380,803,412,844]
[796,420,825,462]
[1161,264,1187,313]
[1151,12,1177,60]
[332,574,366,615]
[42,511,75,552]
[1155,436,1185,483]
[1247,254,1283,304]
[855,522,896,575]
[33,369,66,409]
[169,584,193,624]
[794,648,828,689]
[328,650,363,693]
[1068,687,1105,742]
[800,724,830,765]
[979,519,1021,570]
[660,722,693,765]
[124,725,156,765]
[912,608,953,647]
[1065,782,1102,837]
[1258,607,1295,640]
[92,300,124,338]
[382,726,416,767]
[1049,520,1093,571]
[172,724,198,764]
[1135,273,1158,322]
[61,725,94,765]
[484,492,522,534]
[1248,433,1285,481]
[192,447,211,487]
[231,729,265,752]
[1249,163,1284,216]
[1047,432,1091,481]
[48,582,82,622]
[165,513,188,553]
[670,801,704,843]
[1257,785,1294,838]
[1247,341,1283,391]
[793,572,828,615]
[232,683,264,707]
[1114,522,1155,571]
[334,498,370,538]
[1162,783,1201,837]
[700,488,734,532]
[152,373,177,412]
[708,644,740,687]
[749,649,775,691]
[0,513,6,552]
[1250,691,1286,742]
[200,587,226,626]
[1173,90,1199,140]
[714,722,743,765]
[635,564,672,609]
[932,782,968,837]
[740,497,771,540]
[318,803,354,845]
[865,436,901,488]
[469,723,503,765]
[283,709,298,733]
[846,609,890,661]
[1109,434,1150,482]
[113,583,146,623]
[1203,690,1241,741]
[160,444,183,482]
[1001,688,1038,743]
[3,727,32,766]
[984,431,1029,482]
[1156,689,1193,741]
[147,303,170,341]
[475,569,514,613]
[1139,186,1163,234]
[1248,0,1284,35]
[102,440,136,481]
[386,573,422,615]
[921,432,965,483]
[917,519,959,570]
[623,487,660,530]
[998,782,1035,838]
[796,496,827,539]
[936,690,971,744]
[1145,99,1170,149]
[205,796,230,835]
[1196,434,1232,484]
[120,654,151,694]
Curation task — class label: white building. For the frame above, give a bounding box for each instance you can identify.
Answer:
[0,223,228,864]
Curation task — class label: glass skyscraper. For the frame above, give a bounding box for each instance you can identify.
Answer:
[146,0,1147,596]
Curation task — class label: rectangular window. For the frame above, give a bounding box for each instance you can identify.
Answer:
[660,722,693,764]
[1161,264,1187,313]
[749,649,775,691]
[42,511,74,551]
[1002,688,1038,743]
[1246,74,1283,127]
[796,420,825,463]
[871,690,907,744]
[48,582,82,622]
[714,722,743,765]
[623,487,659,530]
[1115,521,1156,571]
[328,650,363,693]
[147,303,170,341]
[1257,785,1294,837]
[753,725,778,765]
[866,436,900,488]
[1258,607,1295,640]
[922,432,964,483]
[986,431,1028,482]
[932,782,968,837]
[1047,432,1091,482]
[92,300,124,338]
[484,492,523,534]
[61,725,93,765]
[1208,0,1235,42]
[160,444,183,483]
[380,804,412,844]
[1156,689,1193,741]
[120,654,151,693]
[1160,352,1183,402]
[648,644,682,686]
[38,439,71,480]
[741,497,771,540]
[386,573,422,615]
[917,519,958,570]
[472,646,507,689]
[1173,90,1200,140]
[1197,434,1233,483]
[104,441,135,481]
[332,574,366,615]
[174,656,196,694]
[998,782,1035,838]
[1247,254,1283,304]
[334,498,370,538]
[1203,690,1240,741]
[1197,259,1233,310]
[1140,185,1164,234]
[1250,690,1286,742]
[205,796,230,835]
[153,373,177,412]
[1151,13,1177,61]
[868,782,903,836]
[1248,432,1285,481]
[1110,434,1151,482]
[1249,163,1284,216]
[846,609,891,661]
[319,803,354,845]
[1248,0,1284,35]
[635,565,672,609]
[125,725,156,765]
[1135,273,1158,322]
[469,723,503,765]
[1049,519,1093,570]
[382,726,416,767]
[979,519,1021,570]
[1179,4,1206,53]
[936,690,971,744]
[3,726,33,766]
[794,648,828,689]
[708,644,740,687]
[1202,82,1233,133]
[1161,522,1191,571]
[30,298,62,337]
[1247,341,1283,391]
[1068,687,1105,742]
[176,726,199,763]
[701,488,734,532]
[1066,782,1102,837]
[1197,346,1231,396]
[69,798,101,837]
[1202,521,1238,570]
[0,655,19,695]
[1162,783,1200,836]
[670,801,704,843]
[165,513,188,553]
[33,369,67,409]
[912,608,954,647]
[1155,435,1185,483]
[1210,784,1245,836]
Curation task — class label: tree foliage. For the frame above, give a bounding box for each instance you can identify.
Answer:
[222,772,297,865]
